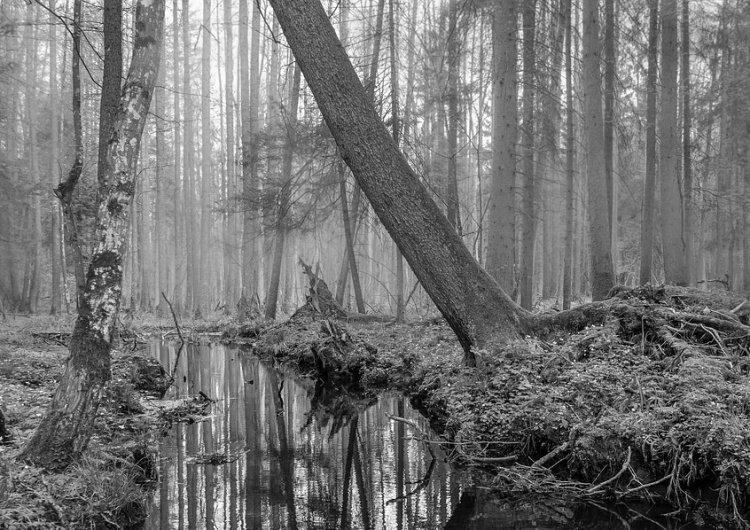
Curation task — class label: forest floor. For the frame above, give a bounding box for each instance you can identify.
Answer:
[1,285,750,528]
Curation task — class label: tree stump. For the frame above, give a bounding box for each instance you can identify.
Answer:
[292,258,347,320]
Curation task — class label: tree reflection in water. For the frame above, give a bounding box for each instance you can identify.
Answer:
[147,341,705,530]
[147,341,461,529]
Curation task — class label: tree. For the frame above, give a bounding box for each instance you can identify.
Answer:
[197,0,212,315]
[681,0,693,284]
[519,0,537,310]
[581,0,615,300]
[485,0,518,296]
[19,0,165,470]
[660,0,687,286]
[563,0,575,309]
[265,0,607,365]
[639,0,659,286]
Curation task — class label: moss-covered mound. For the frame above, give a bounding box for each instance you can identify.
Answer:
[229,285,750,525]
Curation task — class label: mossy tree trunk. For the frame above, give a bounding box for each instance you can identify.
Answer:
[19,0,165,470]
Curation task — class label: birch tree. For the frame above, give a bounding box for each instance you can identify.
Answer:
[19,0,165,470]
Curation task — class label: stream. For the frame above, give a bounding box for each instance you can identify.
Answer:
[144,341,709,530]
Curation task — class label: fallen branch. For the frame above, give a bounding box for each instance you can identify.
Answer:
[532,442,570,468]
[618,473,670,498]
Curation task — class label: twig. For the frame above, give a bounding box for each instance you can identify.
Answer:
[161,292,185,389]
[586,446,632,494]
[618,473,670,497]
[161,292,183,343]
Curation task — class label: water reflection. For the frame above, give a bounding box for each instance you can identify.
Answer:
[147,341,463,530]
[146,341,712,530]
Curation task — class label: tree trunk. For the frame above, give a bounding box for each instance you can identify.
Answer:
[265,64,301,320]
[49,0,62,315]
[183,0,196,312]
[267,0,531,362]
[640,0,659,285]
[98,0,122,190]
[681,0,693,284]
[604,0,615,234]
[55,0,86,308]
[19,0,164,470]
[339,163,366,313]
[582,0,615,300]
[485,0,517,295]
[519,0,536,310]
[197,0,212,315]
[238,0,259,319]
[445,0,462,236]
[224,0,237,310]
[172,0,183,312]
[659,0,687,286]
[563,0,575,309]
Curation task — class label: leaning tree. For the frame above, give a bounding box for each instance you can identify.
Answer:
[266,0,611,365]
[19,0,165,470]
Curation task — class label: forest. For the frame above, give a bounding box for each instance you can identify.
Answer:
[2,0,750,528]
[1,0,749,318]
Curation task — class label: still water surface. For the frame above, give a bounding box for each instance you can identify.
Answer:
[145,341,708,530]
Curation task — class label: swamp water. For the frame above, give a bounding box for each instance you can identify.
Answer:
[144,341,709,530]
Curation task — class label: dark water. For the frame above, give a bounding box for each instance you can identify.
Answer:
[145,342,710,530]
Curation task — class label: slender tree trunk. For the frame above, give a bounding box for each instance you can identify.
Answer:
[183,0,196,312]
[265,65,301,320]
[519,0,537,310]
[49,0,61,314]
[604,0,615,233]
[681,0,693,284]
[485,0,517,295]
[446,0,462,236]
[197,0,212,315]
[339,163,365,313]
[389,0,405,321]
[563,0,575,309]
[19,0,164,470]
[154,37,166,314]
[582,0,615,299]
[55,0,86,307]
[224,0,237,309]
[660,0,687,285]
[172,0,183,311]
[640,0,659,285]
[22,3,41,313]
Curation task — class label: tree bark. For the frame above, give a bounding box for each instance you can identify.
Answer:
[224,0,237,309]
[485,0,517,295]
[197,0,212,315]
[681,0,693,284]
[55,0,86,307]
[19,0,164,470]
[445,0,462,236]
[640,0,659,285]
[172,0,183,312]
[563,0,575,309]
[519,0,537,310]
[49,0,62,315]
[660,0,687,286]
[582,0,615,300]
